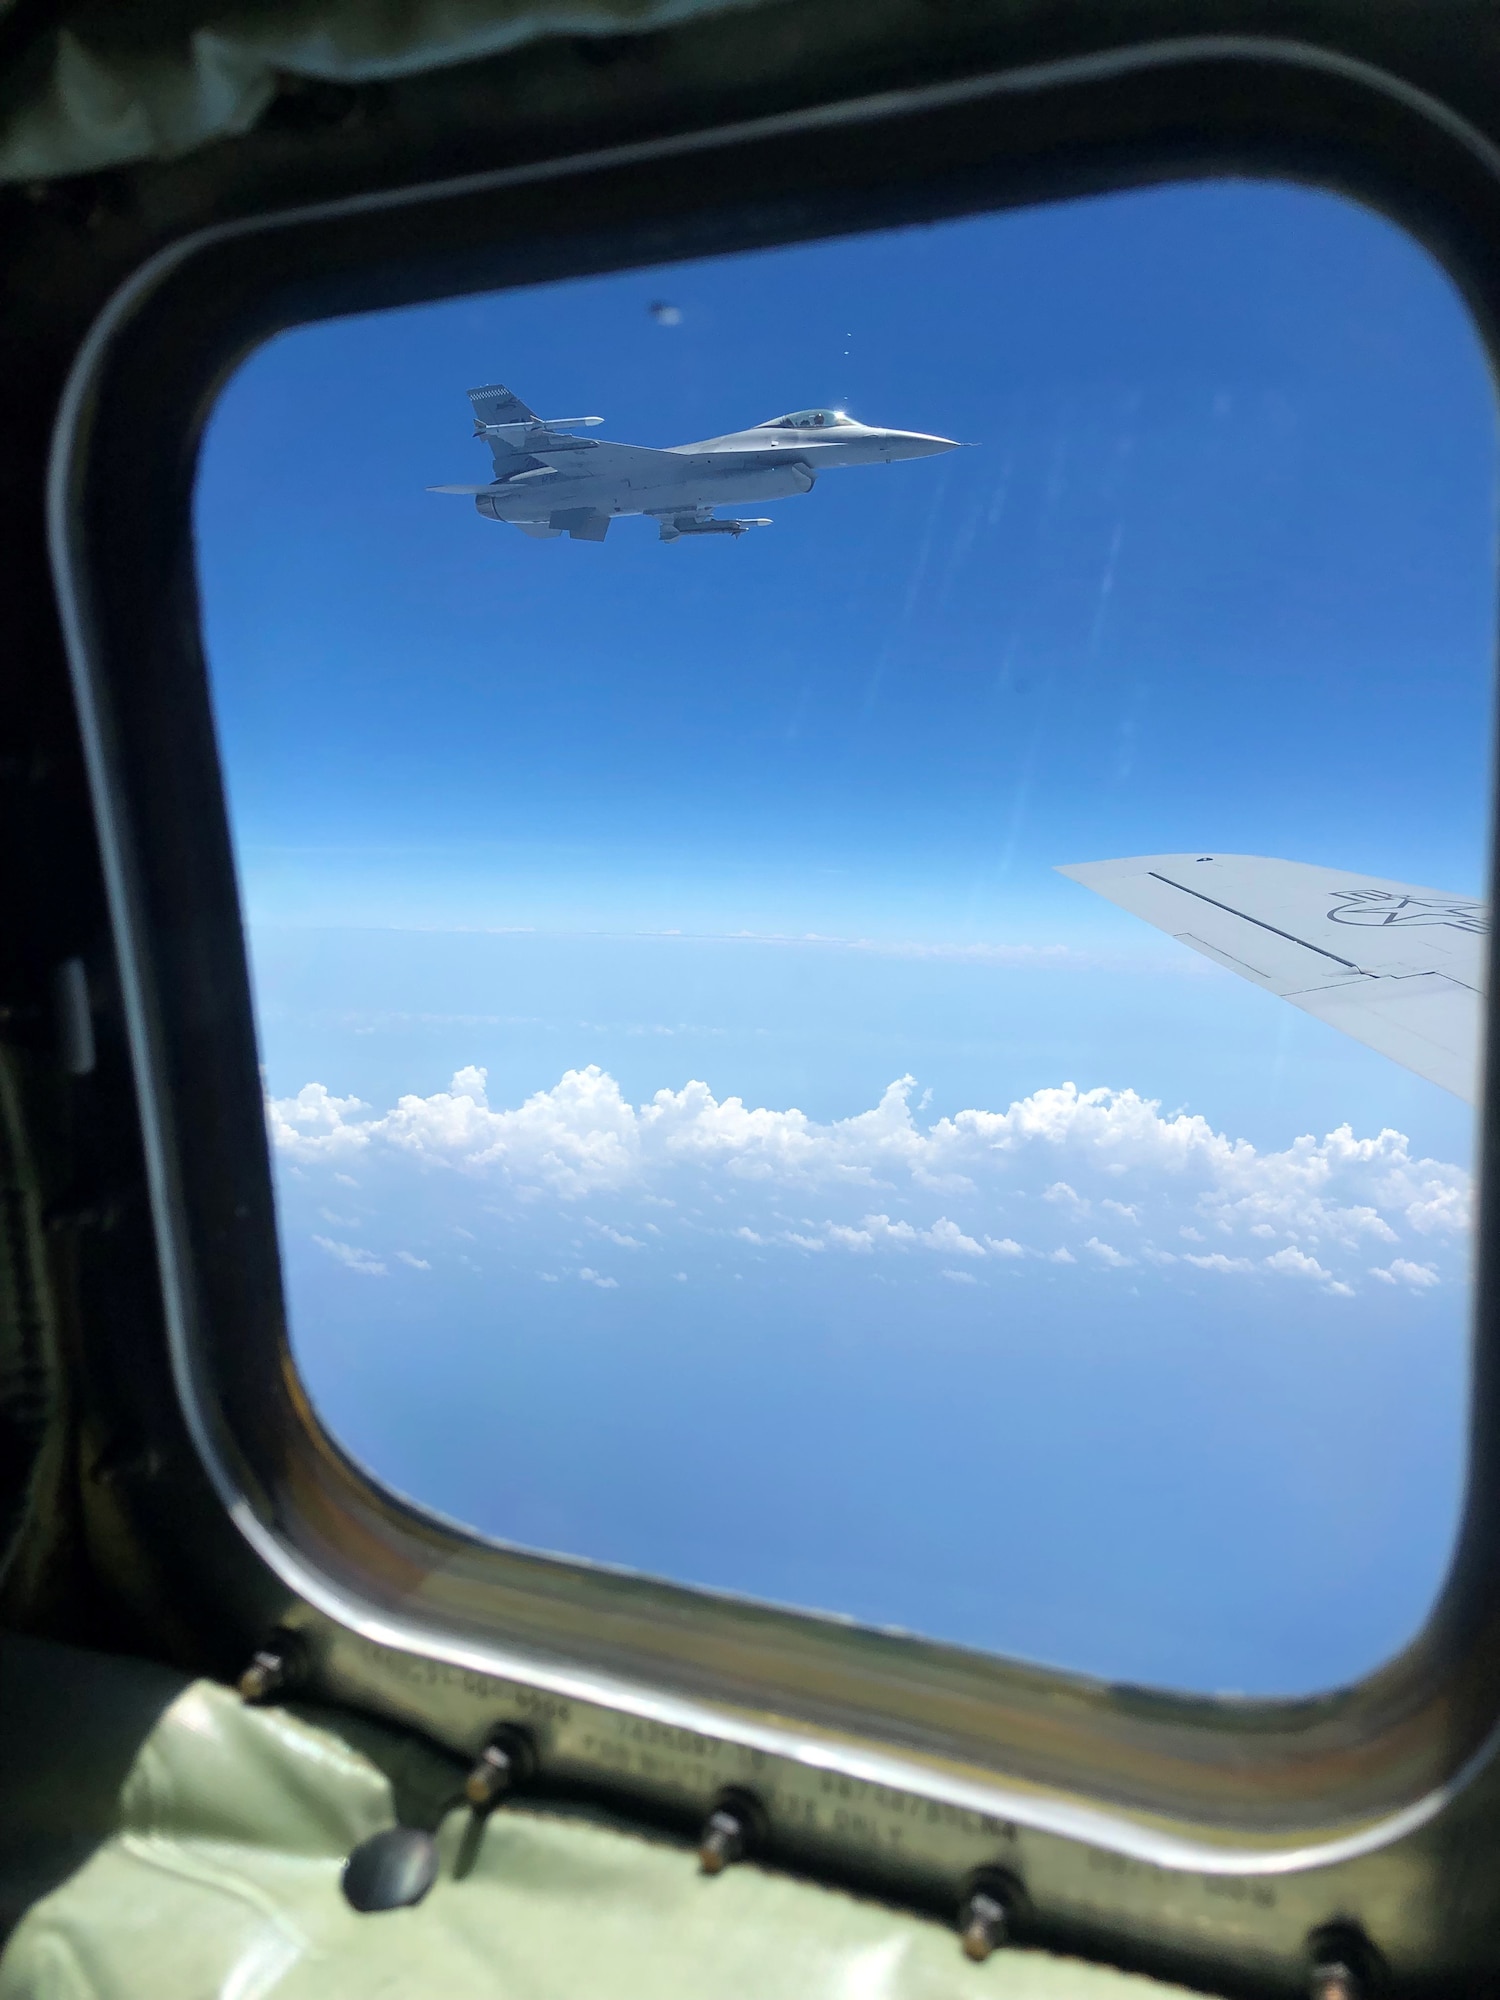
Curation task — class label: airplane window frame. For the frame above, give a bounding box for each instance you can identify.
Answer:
[44,31,1500,1990]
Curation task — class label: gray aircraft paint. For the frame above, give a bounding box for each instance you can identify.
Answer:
[1060,852,1487,1103]
[428,384,960,540]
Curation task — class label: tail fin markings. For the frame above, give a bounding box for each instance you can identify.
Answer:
[467,383,537,429]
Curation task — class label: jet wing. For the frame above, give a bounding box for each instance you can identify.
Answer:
[1057,852,1487,1102]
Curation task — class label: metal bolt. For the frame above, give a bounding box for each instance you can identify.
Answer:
[698,1807,747,1875]
[464,1741,516,1811]
[959,1889,1011,1962]
[237,1648,286,1703]
[1311,1963,1361,2000]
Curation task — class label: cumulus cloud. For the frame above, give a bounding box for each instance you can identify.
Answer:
[273,1067,1469,1303]
[1404,1184,1471,1236]
[1084,1237,1134,1268]
[275,1084,372,1150]
[1371,1258,1441,1290]
[925,1218,986,1258]
[1264,1245,1333,1282]
[1262,1245,1356,1298]
[313,1235,386,1277]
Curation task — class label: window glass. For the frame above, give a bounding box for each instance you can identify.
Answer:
[765,408,850,427]
[197,180,1493,1696]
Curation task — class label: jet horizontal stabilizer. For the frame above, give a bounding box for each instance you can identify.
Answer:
[479,426,599,452]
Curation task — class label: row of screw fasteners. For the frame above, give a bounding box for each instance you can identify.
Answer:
[695,1811,1383,1996]
[235,1649,1384,1995]
[236,1630,535,1822]
[696,1802,1025,1971]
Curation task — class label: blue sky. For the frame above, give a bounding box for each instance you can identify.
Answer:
[197,177,1494,1695]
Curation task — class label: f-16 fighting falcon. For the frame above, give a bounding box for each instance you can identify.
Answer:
[428,383,961,541]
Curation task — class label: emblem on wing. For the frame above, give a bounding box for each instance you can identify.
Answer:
[1326,889,1488,933]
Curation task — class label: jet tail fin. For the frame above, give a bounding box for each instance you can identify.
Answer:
[468,383,538,428]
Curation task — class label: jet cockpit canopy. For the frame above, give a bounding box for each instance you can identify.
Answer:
[760,407,853,429]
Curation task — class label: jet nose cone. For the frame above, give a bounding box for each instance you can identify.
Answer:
[888,430,962,458]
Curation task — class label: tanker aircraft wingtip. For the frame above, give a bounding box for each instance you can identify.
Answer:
[1058,851,1487,1104]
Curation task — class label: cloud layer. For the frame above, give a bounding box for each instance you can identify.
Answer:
[271,1067,1470,1301]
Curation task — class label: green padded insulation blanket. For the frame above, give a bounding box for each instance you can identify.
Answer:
[0,1634,1200,2000]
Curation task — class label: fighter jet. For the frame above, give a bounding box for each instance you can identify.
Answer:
[428,383,960,541]
[1060,852,1488,1102]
